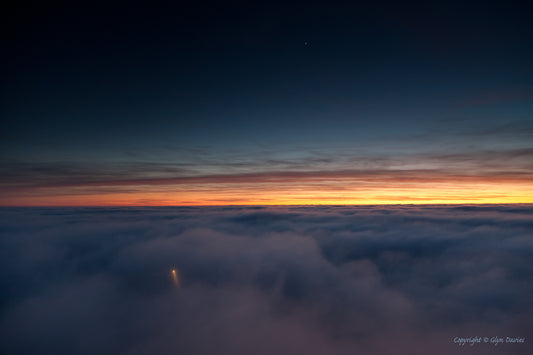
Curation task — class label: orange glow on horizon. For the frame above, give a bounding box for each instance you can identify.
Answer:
[1,174,532,206]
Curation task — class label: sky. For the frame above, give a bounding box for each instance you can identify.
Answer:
[1,1,532,205]
[1,205,532,354]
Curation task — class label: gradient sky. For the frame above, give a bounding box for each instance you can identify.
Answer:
[1,1,532,205]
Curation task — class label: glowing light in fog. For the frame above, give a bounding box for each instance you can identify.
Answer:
[171,268,179,287]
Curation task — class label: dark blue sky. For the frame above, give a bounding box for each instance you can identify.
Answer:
[1,1,532,204]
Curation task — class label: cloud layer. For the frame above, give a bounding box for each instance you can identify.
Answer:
[1,205,532,354]
[2,145,533,205]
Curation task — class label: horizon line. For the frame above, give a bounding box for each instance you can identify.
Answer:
[2,202,533,208]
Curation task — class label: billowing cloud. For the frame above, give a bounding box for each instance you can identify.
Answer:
[0,205,532,354]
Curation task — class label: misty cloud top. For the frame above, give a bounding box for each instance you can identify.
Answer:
[1,205,532,354]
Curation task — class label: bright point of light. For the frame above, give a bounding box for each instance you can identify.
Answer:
[171,268,180,287]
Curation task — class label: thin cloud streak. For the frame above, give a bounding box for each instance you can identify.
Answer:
[3,169,533,189]
[2,147,532,205]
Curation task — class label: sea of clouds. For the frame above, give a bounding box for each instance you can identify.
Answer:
[1,205,532,354]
